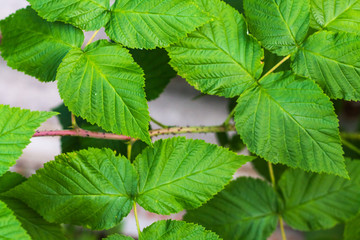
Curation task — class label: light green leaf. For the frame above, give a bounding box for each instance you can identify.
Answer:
[141,220,220,239]
[8,148,138,230]
[130,48,176,101]
[344,213,360,240]
[27,0,110,31]
[292,31,360,101]
[185,177,279,240]
[310,0,360,34]
[244,0,310,56]
[234,71,346,177]
[106,0,211,49]
[134,137,252,214]
[103,234,134,240]
[0,200,30,240]
[57,40,151,144]
[279,160,360,231]
[167,0,263,98]
[0,7,84,82]
[0,105,56,177]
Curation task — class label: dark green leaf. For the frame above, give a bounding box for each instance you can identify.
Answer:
[305,224,344,240]
[344,213,360,240]
[103,234,134,240]
[251,158,287,183]
[0,200,30,239]
[185,177,279,240]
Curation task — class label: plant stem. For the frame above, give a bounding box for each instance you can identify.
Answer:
[150,116,169,128]
[71,113,78,129]
[259,55,291,82]
[127,141,133,160]
[133,202,141,237]
[86,30,100,46]
[279,216,287,240]
[33,124,236,141]
[341,132,360,141]
[223,108,236,127]
[341,137,360,155]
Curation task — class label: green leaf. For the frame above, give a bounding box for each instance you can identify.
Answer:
[105,0,211,49]
[130,48,176,101]
[0,200,30,240]
[0,172,26,193]
[8,148,138,230]
[279,160,360,231]
[141,220,220,239]
[310,0,360,34]
[27,0,110,31]
[167,0,264,98]
[57,40,151,144]
[223,0,244,12]
[292,31,360,101]
[344,213,360,240]
[0,7,84,82]
[244,0,310,56]
[234,71,346,177]
[304,224,344,240]
[103,234,134,240]
[0,105,56,177]
[184,178,279,240]
[134,137,252,214]
[252,158,287,183]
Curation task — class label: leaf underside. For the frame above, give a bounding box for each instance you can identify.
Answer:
[167,0,264,98]
[57,40,151,144]
[234,71,346,177]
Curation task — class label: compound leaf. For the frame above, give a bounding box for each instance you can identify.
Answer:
[27,0,110,31]
[57,40,151,144]
[0,7,84,82]
[134,137,252,214]
[279,160,360,231]
[310,0,360,34]
[0,105,56,177]
[106,0,211,49]
[0,200,30,240]
[292,31,360,101]
[185,178,279,240]
[167,0,264,98]
[8,148,138,230]
[234,71,346,177]
[244,0,310,56]
[141,220,220,239]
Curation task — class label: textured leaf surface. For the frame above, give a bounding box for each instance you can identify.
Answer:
[0,105,56,177]
[279,160,360,231]
[185,178,279,240]
[27,0,110,31]
[104,234,134,240]
[106,0,211,49]
[57,40,151,144]
[134,137,252,214]
[131,48,176,101]
[0,200,30,240]
[0,172,26,193]
[141,220,220,239]
[292,31,360,100]
[344,214,360,240]
[0,7,84,82]
[167,0,264,98]
[9,148,138,230]
[310,0,360,34]
[244,0,310,55]
[234,71,346,177]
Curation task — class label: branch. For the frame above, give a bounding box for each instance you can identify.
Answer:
[33,125,236,141]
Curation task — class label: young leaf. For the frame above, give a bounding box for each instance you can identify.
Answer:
[8,148,138,230]
[104,234,134,240]
[184,178,279,240]
[279,160,360,231]
[57,40,151,144]
[134,137,252,214]
[244,0,310,56]
[130,48,176,101]
[167,0,264,98]
[344,213,360,240]
[141,220,220,239]
[0,7,84,82]
[292,31,360,101]
[105,0,211,49]
[0,105,56,177]
[27,0,110,31]
[234,71,346,177]
[310,0,360,34]
[0,200,30,240]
